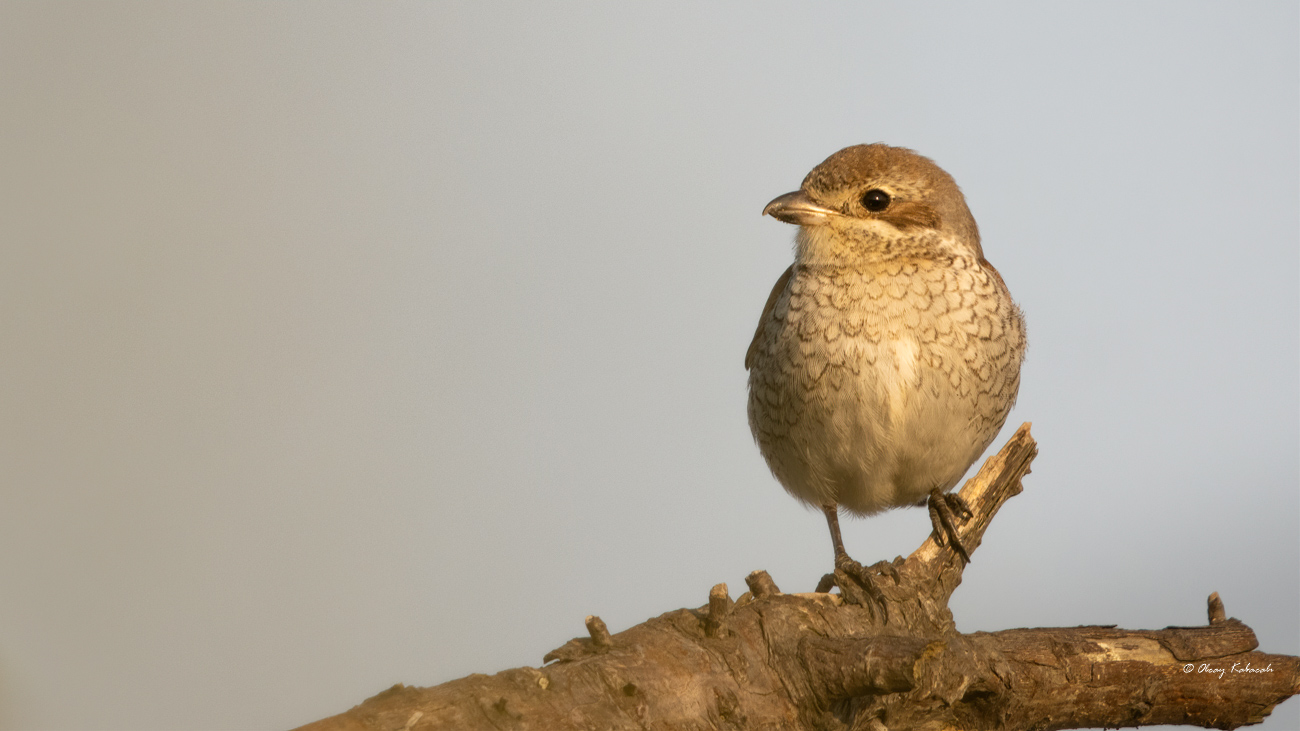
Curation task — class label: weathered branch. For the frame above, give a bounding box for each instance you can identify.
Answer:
[294,424,1300,730]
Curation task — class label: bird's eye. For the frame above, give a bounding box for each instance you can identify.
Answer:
[861,189,891,212]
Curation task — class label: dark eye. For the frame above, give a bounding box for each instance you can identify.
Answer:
[861,189,891,212]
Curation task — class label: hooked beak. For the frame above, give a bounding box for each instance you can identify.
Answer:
[762,190,840,225]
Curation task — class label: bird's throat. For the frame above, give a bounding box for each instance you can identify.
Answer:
[795,222,969,269]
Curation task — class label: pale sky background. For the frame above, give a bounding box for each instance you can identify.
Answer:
[1,3,1297,730]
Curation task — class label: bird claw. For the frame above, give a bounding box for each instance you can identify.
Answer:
[821,553,890,623]
[927,488,972,563]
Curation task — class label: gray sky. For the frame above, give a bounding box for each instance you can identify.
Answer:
[2,3,1297,729]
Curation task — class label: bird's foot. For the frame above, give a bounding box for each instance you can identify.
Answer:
[927,488,973,563]
[815,554,898,622]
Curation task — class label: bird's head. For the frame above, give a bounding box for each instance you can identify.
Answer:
[763,143,982,267]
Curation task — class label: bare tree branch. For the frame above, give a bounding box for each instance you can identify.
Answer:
[294,424,1300,731]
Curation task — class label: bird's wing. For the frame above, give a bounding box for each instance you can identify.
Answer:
[745,264,794,371]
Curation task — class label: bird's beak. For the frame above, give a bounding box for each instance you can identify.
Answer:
[762,190,840,225]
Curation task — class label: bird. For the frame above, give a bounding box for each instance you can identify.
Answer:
[745,143,1026,608]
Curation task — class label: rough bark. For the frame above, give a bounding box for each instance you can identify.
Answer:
[294,424,1300,730]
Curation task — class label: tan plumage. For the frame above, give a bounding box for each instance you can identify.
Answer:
[747,144,1025,555]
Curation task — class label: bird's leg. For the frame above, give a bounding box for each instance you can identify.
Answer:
[927,488,973,563]
[824,502,847,559]
[815,504,890,622]
[819,505,900,582]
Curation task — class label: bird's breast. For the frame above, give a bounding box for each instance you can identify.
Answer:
[747,255,1025,512]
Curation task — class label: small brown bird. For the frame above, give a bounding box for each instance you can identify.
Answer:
[746,144,1026,601]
